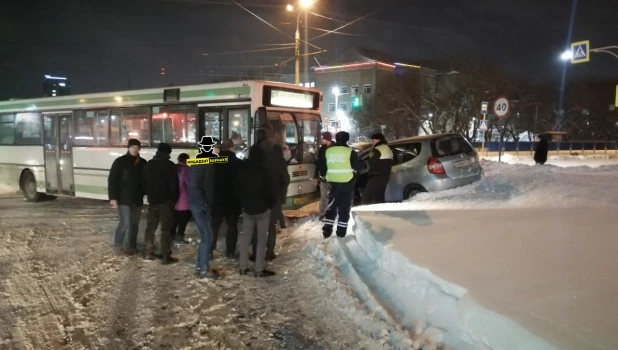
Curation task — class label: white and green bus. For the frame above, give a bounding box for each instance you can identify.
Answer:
[0,80,322,209]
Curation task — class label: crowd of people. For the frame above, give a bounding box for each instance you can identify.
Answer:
[108,129,392,280]
[108,130,290,280]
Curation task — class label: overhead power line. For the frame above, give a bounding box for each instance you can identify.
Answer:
[311,0,400,40]
[228,0,322,51]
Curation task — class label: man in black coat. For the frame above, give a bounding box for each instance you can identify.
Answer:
[108,139,147,255]
[142,143,179,264]
[534,134,549,165]
[251,128,282,261]
[236,144,276,277]
[313,132,334,220]
[265,143,290,260]
[362,132,394,204]
[211,139,242,259]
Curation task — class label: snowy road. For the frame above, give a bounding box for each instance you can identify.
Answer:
[0,195,393,349]
[3,156,618,349]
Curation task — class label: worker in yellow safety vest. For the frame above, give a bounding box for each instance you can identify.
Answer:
[317,131,362,238]
[362,132,394,204]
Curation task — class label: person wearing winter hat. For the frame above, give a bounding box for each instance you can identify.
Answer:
[142,142,180,264]
[317,131,363,238]
[362,132,393,204]
[108,139,147,255]
[313,131,334,220]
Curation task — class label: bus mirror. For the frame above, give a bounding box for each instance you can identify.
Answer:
[254,107,266,125]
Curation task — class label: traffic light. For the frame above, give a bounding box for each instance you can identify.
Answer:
[352,96,361,109]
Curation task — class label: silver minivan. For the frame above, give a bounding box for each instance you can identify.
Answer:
[355,133,482,202]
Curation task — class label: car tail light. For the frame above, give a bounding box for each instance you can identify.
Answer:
[427,156,445,174]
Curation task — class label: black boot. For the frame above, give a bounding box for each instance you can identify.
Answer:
[336,227,347,238]
[255,269,275,278]
[322,224,333,239]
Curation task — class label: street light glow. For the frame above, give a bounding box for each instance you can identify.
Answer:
[286,4,294,11]
[331,86,339,95]
[299,0,315,9]
[560,50,572,61]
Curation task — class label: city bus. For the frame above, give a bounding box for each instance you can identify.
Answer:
[0,80,322,209]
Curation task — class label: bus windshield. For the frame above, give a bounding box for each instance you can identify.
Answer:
[263,111,320,164]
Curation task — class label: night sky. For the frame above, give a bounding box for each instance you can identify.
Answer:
[1,0,616,100]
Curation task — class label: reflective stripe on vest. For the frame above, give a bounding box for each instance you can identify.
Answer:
[325,146,353,183]
[375,144,393,159]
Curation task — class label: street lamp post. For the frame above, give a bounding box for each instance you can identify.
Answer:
[295,13,301,85]
[288,0,315,85]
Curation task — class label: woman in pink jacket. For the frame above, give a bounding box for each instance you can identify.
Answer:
[171,153,191,244]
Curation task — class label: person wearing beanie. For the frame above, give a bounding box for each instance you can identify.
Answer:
[141,142,180,264]
[108,138,147,255]
[317,131,362,238]
[313,131,334,220]
[362,132,393,204]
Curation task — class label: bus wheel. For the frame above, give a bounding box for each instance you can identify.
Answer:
[20,170,41,202]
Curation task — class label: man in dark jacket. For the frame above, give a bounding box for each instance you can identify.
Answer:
[189,145,219,280]
[142,143,179,264]
[211,139,242,259]
[313,132,334,220]
[265,143,290,261]
[250,128,281,260]
[318,131,363,238]
[236,144,276,278]
[534,134,549,165]
[108,139,146,255]
[362,132,394,204]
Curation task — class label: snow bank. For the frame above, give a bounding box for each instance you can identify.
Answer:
[356,160,618,212]
[349,213,555,350]
[293,158,618,349]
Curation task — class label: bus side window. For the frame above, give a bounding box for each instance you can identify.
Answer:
[109,107,150,146]
[0,114,15,145]
[228,108,249,145]
[14,112,43,145]
[74,110,109,146]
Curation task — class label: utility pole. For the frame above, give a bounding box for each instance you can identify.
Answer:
[294,25,300,85]
[303,11,309,85]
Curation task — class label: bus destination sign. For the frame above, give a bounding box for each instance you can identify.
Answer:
[263,86,319,110]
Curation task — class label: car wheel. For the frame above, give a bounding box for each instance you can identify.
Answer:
[403,185,426,200]
[20,170,41,202]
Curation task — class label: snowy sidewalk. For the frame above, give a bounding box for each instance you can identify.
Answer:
[350,207,618,350]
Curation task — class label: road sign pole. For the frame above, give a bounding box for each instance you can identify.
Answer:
[480,101,488,156]
[481,115,486,156]
[492,96,511,162]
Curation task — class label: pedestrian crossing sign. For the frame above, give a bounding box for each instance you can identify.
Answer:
[479,119,488,132]
[570,40,589,64]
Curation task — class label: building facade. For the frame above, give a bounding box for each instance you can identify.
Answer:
[313,48,437,140]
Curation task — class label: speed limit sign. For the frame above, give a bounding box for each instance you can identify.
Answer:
[493,96,510,118]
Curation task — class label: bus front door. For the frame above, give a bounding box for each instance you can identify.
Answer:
[43,114,75,196]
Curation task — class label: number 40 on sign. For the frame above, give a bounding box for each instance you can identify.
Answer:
[493,96,510,118]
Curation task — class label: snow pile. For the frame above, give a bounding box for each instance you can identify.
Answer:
[356,160,618,211]
[291,158,618,349]
[348,213,554,350]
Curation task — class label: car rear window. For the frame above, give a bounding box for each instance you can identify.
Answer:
[431,135,474,157]
[390,143,422,165]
